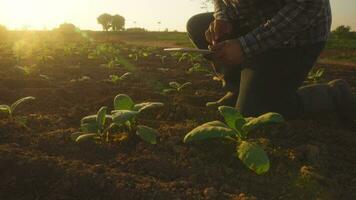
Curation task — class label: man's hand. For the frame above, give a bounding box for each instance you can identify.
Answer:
[205,20,233,45]
[209,40,245,65]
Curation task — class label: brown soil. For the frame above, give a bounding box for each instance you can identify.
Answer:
[0,46,356,200]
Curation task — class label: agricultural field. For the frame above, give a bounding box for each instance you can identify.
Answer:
[0,31,356,200]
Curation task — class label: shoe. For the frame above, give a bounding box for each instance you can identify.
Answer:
[297,79,356,122]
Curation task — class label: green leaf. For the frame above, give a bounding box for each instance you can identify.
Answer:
[81,115,97,124]
[96,106,108,129]
[0,105,11,115]
[10,96,35,114]
[76,133,99,143]
[183,121,237,143]
[237,141,270,175]
[80,122,99,133]
[114,94,134,110]
[112,110,139,125]
[133,102,164,112]
[136,125,158,145]
[242,112,284,135]
[218,106,246,134]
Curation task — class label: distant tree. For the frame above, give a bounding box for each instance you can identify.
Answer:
[97,13,112,31]
[56,23,77,33]
[111,15,125,31]
[333,25,353,39]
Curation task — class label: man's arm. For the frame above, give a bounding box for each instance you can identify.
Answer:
[237,0,329,57]
[214,0,228,21]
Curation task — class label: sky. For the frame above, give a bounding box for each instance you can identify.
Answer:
[0,0,355,31]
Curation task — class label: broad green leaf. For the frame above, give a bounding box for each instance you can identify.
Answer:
[80,122,99,133]
[237,141,270,175]
[10,96,35,113]
[96,106,108,129]
[136,125,158,145]
[114,94,134,110]
[76,133,99,143]
[242,112,284,135]
[0,105,11,114]
[169,82,180,89]
[183,121,237,143]
[112,110,139,125]
[218,106,246,134]
[133,102,164,112]
[81,115,97,124]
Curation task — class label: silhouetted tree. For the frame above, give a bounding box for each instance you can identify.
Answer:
[333,25,354,39]
[56,23,77,33]
[111,15,125,31]
[97,13,112,31]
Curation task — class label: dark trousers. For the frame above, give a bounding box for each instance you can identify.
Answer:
[187,13,325,119]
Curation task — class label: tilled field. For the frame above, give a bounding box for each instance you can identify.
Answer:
[0,43,355,200]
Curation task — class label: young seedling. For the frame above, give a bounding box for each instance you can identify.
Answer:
[111,94,164,144]
[71,106,114,143]
[72,95,164,145]
[107,72,132,85]
[0,96,36,120]
[163,81,192,94]
[156,54,167,64]
[184,106,285,175]
[307,68,325,83]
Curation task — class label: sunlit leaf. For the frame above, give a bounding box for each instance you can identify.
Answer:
[133,102,164,112]
[80,122,99,133]
[10,96,35,114]
[96,106,108,129]
[242,113,284,135]
[112,110,139,125]
[76,133,99,143]
[136,125,158,145]
[218,106,246,135]
[0,105,11,115]
[237,141,270,175]
[114,94,134,110]
[184,121,236,143]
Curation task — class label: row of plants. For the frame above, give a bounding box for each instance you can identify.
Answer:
[0,79,286,175]
[67,93,285,175]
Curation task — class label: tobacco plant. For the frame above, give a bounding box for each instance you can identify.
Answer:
[307,68,325,83]
[111,94,164,144]
[163,81,192,94]
[71,106,113,143]
[184,106,284,175]
[72,94,164,145]
[107,72,132,84]
[0,96,36,120]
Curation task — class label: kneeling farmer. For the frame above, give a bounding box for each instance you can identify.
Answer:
[187,0,356,121]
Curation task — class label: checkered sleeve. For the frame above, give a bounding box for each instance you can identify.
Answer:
[238,0,326,57]
[214,0,228,21]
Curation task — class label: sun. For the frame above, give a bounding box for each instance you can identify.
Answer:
[0,0,77,30]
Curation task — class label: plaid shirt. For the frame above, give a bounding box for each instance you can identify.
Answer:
[214,0,332,57]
